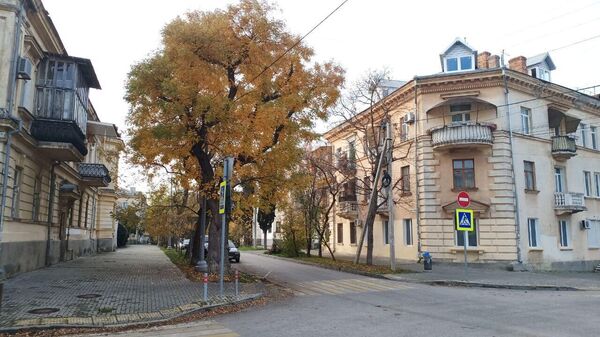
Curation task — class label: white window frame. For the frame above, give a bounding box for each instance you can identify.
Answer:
[11,167,22,218]
[445,55,475,72]
[520,107,531,134]
[555,167,565,193]
[559,220,569,248]
[588,220,600,249]
[584,171,592,197]
[403,219,413,246]
[527,218,540,248]
[591,126,598,150]
[595,172,600,197]
[580,123,587,147]
[449,103,472,123]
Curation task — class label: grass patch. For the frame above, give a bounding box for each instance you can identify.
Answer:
[160,247,258,283]
[273,253,408,275]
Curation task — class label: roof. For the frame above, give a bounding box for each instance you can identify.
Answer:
[440,38,477,56]
[379,80,407,89]
[526,52,556,71]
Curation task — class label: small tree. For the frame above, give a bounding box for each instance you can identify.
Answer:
[257,204,275,249]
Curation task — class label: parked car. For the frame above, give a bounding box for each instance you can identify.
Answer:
[204,238,240,263]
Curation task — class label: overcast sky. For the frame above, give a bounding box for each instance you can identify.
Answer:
[43,0,600,191]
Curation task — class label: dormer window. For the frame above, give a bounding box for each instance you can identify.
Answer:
[530,67,550,81]
[526,52,555,82]
[440,38,477,73]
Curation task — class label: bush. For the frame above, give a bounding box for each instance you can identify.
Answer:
[268,239,282,255]
[117,223,129,247]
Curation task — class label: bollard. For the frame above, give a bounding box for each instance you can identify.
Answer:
[234,269,239,296]
[203,273,208,301]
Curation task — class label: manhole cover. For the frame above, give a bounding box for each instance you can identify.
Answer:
[76,293,102,299]
[27,308,60,315]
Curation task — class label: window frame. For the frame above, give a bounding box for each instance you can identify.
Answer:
[445,55,474,72]
[455,218,478,247]
[520,107,532,134]
[349,221,357,245]
[527,218,540,248]
[403,219,413,246]
[453,159,476,190]
[382,220,389,245]
[558,220,569,248]
[591,126,598,150]
[554,167,565,193]
[580,123,587,147]
[336,223,343,244]
[588,220,600,249]
[595,172,600,198]
[11,167,23,218]
[584,171,592,197]
[401,165,410,193]
[524,161,536,191]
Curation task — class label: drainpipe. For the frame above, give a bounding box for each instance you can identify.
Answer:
[45,162,59,266]
[502,68,523,265]
[413,78,422,260]
[0,0,25,306]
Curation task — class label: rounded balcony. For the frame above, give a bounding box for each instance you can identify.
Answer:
[429,122,496,150]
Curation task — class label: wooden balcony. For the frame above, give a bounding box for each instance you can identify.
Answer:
[429,122,495,150]
[554,192,586,215]
[551,136,577,161]
[78,163,111,187]
[337,200,358,219]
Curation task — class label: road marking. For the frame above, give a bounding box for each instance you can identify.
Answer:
[292,278,411,297]
[79,320,239,337]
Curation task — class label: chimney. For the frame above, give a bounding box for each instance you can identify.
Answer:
[488,55,500,68]
[508,56,528,74]
[477,51,491,69]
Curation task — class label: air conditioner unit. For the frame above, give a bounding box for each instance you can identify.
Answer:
[581,220,591,230]
[17,57,32,80]
[404,112,416,124]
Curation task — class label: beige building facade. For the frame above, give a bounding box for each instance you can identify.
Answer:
[0,0,122,277]
[325,39,600,271]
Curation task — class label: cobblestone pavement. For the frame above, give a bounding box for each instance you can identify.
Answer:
[0,245,260,330]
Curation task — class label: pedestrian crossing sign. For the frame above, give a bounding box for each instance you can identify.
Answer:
[455,209,474,231]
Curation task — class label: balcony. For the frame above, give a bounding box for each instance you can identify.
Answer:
[554,192,586,215]
[429,122,495,150]
[78,163,111,187]
[31,119,87,161]
[337,200,358,219]
[551,136,577,161]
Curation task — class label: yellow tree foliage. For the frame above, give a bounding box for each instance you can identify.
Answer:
[125,0,344,269]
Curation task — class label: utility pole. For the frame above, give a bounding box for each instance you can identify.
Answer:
[219,157,234,296]
[385,121,396,271]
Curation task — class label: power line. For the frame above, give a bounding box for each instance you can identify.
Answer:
[550,33,600,52]
[245,0,350,87]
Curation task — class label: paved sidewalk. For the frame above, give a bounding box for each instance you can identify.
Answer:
[0,245,260,330]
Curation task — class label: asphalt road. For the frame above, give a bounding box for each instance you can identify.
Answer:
[217,252,600,337]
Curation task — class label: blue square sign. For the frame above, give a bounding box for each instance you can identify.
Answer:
[456,209,474,231]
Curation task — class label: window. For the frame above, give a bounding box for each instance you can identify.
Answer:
[450,104,471,123]
[363,176,371,202]
[559,220,569,247]
[32,176,41,221]
[591,126,598,150]
[350,221,357,244]
[453,159,475,189]
[456,218,477,247]
[401,166,410,193]
[446,56,474,72]
[382,220,389,244]
[528,218,540,247]
[524,161,536,190]
[588,220,600,248]
[446,58,458,71]
[520,107,531,134]
[337,223,343,244]
[84,196,90,228]
[584,171,592,197]
[460,56,472,70]
[554,167,565,193]
[403,219,413,246]
[399,117,409,141]
[531,67,550,81]
[595,173,600,197]
[11,167,23,218]
[580,123,587,147]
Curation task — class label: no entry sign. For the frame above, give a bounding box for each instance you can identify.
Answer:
[457,191,470,208]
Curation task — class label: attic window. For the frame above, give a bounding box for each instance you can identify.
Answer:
[445,56,474,72]
[530,67,550,81]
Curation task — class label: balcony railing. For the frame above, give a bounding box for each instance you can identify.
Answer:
[554,192,586,214]
[337,200,358,219]
[30,119,88,156]
[79,163,111,187]
[551,136,577,161]
[429,122,495,150]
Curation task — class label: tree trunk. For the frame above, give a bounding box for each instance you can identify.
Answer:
[263,229,268,250]
[191,212,202,264]
[318,236,323,257]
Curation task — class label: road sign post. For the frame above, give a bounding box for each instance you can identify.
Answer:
[219,157,234,296]
[456,208,474,279]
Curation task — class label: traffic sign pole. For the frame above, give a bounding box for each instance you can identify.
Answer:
[219,157,234,296]
[463,230,468,279]
[456,207,474,280]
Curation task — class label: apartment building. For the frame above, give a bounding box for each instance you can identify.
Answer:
[325,38,600,271]
[0,0,122,277]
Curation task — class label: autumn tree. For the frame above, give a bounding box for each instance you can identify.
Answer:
[331,69,413,265]
[125,0,344,271]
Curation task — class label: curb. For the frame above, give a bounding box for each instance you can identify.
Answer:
[0,293,262,333]
[382,276,590,291]
[255,252,391,280]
